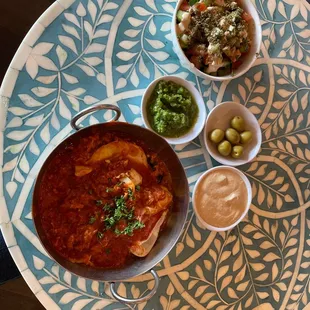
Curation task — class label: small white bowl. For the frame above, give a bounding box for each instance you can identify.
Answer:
[171,0,262,81]
[204,101,262,166]
[192,166,252,232]
[141,76,206,145]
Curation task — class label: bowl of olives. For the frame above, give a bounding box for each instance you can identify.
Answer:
[204,102,262,166]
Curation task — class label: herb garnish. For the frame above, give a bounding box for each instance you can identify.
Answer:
[106,187,113,193]
[101,195,142,235]
[88,189,93,195]
[103,203,112,212]
[115,195,126,210]
[95,200,103,206]
[97,231,103,239]
[127,188,134,200]
[89,216,96,224]
[104,216,116,229]
[115,220,145,236]
[135,185,140,191]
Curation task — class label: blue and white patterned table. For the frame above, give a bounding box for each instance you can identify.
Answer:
[0,0,309,309]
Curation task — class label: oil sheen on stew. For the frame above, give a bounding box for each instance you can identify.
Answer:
[38,130,173,269]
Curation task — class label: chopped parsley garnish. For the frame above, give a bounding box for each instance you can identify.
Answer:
[127,188,134,200]
[135,185,140,191]
[115,220,145,236]
[106,187,113,193]
[97,231,104,239]
[104,216,116,228]
[88,189,93,195]
[115,195,126,209]
[116,181,124,186]
[114,228,121,235]
[101,195,140,235]
[103,203,112,212]
[89,216,96,224]
[95,200,103,206]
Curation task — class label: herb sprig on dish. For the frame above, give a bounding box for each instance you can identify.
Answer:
[101,193,144,236]
[89,216,96,224]
[115,220,145,236]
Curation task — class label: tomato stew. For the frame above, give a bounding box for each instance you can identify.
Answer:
[37,129,173,269]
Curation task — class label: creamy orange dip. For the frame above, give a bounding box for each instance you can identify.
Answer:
[194,169,248,228]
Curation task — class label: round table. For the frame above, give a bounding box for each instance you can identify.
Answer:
[0,0,309,309]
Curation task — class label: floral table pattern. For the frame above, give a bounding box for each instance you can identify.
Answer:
[0,0,309,309]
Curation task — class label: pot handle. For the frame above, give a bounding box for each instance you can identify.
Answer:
[109,270,159,305]
[70,104,121,131]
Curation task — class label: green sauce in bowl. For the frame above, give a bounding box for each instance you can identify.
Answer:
[147,80,199,138]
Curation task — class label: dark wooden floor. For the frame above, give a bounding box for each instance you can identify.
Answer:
[0,278,44,309]
[0,0,55,79]
[0,1,54,309]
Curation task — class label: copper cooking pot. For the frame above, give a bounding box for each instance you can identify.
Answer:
[32,104,189,304]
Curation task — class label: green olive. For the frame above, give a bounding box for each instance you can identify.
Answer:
[230,116,245,132]
[231,145,244,158]
[218,140,232,157]
[240,131,253,144]
[209,129,225,143]
[225,128,240,145]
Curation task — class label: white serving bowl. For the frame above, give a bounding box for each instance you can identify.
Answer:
[171,0,262,81]
[192,166,252,232]
[204,101,262,166]
[141,76,206,145]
